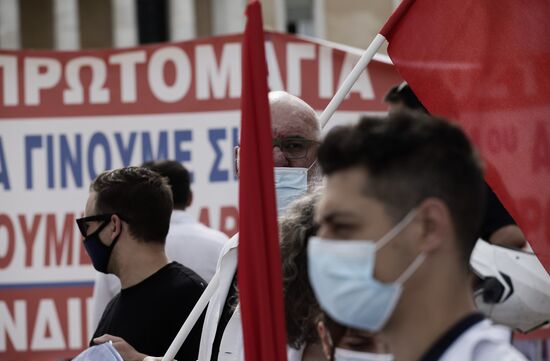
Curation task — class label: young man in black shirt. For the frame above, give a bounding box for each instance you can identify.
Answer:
[77,167,205,361]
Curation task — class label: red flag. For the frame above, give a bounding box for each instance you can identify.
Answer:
[381,0,550,272]
[237,1,288,361]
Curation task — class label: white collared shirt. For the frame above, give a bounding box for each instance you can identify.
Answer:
[440,319,527,361]
[165,210,228,282]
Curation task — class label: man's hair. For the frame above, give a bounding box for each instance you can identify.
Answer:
[142,160,191,209]
[280,189,322,349]
[90,167,173,243]
[318,111,486,263]
[268,90,321,139]
[384,82,428,113]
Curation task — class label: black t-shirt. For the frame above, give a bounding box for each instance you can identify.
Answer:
[91,262,206,361]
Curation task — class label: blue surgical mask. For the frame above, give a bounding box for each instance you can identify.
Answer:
[307,209,425,332]
[274,167,308,214]
[334,348,393,361]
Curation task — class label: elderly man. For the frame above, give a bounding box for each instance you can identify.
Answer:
[80,167,206,361]
[199,91,320,361]
[96,91,321,361]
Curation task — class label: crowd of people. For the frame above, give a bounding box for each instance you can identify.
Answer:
[74,86,550,361]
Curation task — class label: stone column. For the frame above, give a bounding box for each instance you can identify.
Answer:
[0,0,21,49]
[169,0,196,41]
[211,0,246,35]
[53,0,80,50]
[111,0,138,48]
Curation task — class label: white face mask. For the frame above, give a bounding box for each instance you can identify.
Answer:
[308,209,426,332]
[274,167,308,214]
[334,348,393,361]
[274,160,318,214]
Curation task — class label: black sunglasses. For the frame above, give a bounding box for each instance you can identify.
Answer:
[76,214,127,238]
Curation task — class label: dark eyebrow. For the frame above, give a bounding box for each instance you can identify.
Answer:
[280,135,307,140]
[319,211,359,224]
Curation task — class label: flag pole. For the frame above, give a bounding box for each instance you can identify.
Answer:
[319,0,414,128]
[161,272,221,361]
[319,34,387,129]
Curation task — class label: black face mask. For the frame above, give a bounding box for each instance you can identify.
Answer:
[83,220,121,274]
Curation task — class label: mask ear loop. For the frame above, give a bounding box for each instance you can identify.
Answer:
[307,159,318,171]
[373,208,426,285]
[88,218,112,238]
[395,252,427,285]
[375,208,419,251]
[306,159,323,189]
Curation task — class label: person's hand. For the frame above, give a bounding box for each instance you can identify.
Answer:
[93,334,149,361]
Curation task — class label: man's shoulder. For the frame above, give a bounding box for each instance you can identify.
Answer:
[159,263,206,312]
[189,223,229,243]
[165,262,207,289]
[168,219,228,245]
[469,321,526,360]
[126,262,205,297]
[443,320,527,361]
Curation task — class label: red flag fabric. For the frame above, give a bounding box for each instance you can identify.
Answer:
[381,0,550,272]
[237,1,288,361]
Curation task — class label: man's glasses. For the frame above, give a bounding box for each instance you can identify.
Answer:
[272,137,319,159]
[76,214,127,238]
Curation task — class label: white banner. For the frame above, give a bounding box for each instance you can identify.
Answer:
[0,31,401,360]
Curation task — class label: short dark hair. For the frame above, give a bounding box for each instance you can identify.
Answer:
[142,160,191,209]
[384,82,428,113]
[318,111,486,263]
[90,167,173,243]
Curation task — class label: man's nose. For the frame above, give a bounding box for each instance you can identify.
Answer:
[273,146,289,167]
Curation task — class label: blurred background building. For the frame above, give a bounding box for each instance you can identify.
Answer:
[0,0,400,50]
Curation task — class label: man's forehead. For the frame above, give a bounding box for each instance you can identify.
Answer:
[317,169,372,216]
[269,94,319,139]
[271,119,316,139]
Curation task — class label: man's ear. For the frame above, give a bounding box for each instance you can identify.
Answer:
[417,197,452,253]
[234,146,240,177]
[317,321,333,361]
[110,214,123,242]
